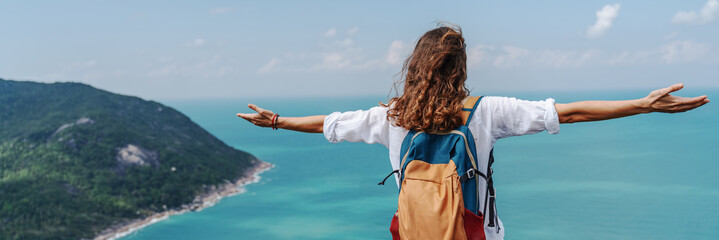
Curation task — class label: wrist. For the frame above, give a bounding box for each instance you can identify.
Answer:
[275,116,284,129]
[636,98,652,113]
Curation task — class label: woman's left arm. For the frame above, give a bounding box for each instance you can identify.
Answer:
[237,104,325,133]
[555,83,710,124]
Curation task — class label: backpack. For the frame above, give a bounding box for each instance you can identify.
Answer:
[378,96,498,240]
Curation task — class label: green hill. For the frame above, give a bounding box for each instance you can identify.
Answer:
[0,79,259,239]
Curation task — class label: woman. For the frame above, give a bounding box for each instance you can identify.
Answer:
[237,25,709,239]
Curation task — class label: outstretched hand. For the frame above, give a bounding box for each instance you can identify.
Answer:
[236,104,276,128]
[236,104,325,133]
[644,83,710,113]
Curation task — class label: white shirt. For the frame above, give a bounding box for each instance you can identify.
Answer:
[323,96,560,240]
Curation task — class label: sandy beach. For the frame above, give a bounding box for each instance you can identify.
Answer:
[93,160,274,240]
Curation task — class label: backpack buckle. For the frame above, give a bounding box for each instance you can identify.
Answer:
[460,168,477,183]
[466,168,476,179]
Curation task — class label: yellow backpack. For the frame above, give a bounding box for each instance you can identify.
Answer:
[379,96,496,240]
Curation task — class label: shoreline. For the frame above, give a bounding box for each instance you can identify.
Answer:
[94,160,274,240]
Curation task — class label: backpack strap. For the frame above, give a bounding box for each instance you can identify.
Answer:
[461,96,483,126]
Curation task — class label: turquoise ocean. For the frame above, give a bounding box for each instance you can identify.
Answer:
[122,89,718,240]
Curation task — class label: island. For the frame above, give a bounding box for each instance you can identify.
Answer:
[0,78,271,239]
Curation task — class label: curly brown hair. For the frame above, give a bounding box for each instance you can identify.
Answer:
[382,24,469,132]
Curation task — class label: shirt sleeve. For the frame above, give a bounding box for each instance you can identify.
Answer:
[484,96,560,139]
[323,106,390,147]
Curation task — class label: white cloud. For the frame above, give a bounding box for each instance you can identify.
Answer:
[586,4,621,39]
[484,46,600,68]
[336,38,354,48]
[323,28,337,37]
[346,27,359,35]
[256,38,409,74]
[660,40,711,63]
[255,27,715,75]
[493,46,531,67]
[187,38,205,47]
[468,44,608,68]
[386,40,408,65]
[257,58,281,74]
[467,44,495,67]
[535,49,601,68]
[672,0,719,24]
[144,55,230,78]
[465,40,714,68]
[602,41,714,65]
[312,53,351,71]
[208,7,233,15]
[603,50,654,65]
[255,28,413,74]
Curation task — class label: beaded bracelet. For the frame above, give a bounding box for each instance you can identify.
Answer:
[271,114,279,130]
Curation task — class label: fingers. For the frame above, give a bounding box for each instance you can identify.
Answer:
[236,113,261,125]
[691,95,709,103]
[236,113,253,119]
[248,103,276,117]
[248,104,269,114]
[676,99,708,113]
[682,95,709,106]
[676,95,708,105]
[661,83,684,96]
[248,104,262,113]
[666,95,709,113]
[236,112,267,126]
[237,104,275,127]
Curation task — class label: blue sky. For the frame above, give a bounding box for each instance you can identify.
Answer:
[1,1,717,100]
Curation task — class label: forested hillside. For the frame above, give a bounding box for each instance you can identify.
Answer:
[0,79,257,239]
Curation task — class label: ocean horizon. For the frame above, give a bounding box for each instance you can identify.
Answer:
[120,89,718,240]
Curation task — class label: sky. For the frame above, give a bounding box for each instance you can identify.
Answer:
[1,1,717,101]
